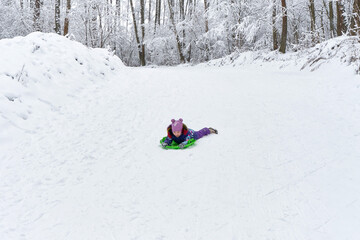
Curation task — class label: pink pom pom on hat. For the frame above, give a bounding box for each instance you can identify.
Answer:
[171,118,183,132]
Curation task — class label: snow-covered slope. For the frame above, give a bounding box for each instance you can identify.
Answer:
[203,36,360,74]
[1,33,360,240]
[0,32,123,147]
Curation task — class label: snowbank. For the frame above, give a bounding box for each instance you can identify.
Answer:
[0,32,124,146]
[1,33,360,240]
[202,36,360,73]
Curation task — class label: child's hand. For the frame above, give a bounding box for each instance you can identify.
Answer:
[161,142,168,147]
[178,143,185,149]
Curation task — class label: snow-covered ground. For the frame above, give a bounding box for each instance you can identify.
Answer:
[202,36,360,75]
[1,33,360,240]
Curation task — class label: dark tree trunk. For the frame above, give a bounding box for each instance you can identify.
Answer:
[63,0,71,36]
[34,0,41,31]
[336,0,346,36]
[279,0,287,53]
[272,0,278,50]
[329,0,335,37]
[155,0,159,27]
[55,0,61,34]
[309,0,319,43]
[116,0,121,18]
[204,0,209,32]
[350,0,360,35]
[140,0,146,66]
[309,0,316,33]
[90,4,98,47]
[158,0,162,25]
[186,0,193,61]
[129,0,145,66]
[320,7,325,39]
[155,0,161,31]
[180,0,185,50]
[84,3,89,46]
[115,0,121,33]
[204,0,209,61]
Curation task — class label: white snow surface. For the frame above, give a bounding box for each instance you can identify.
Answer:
[202,36,360,74]
[1,33,360,240]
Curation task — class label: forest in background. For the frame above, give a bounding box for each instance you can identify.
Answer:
[1,0,360,66]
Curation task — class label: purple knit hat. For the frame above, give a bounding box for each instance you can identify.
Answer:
[171,118,183,132]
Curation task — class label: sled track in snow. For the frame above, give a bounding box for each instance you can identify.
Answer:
[1,66,360,240]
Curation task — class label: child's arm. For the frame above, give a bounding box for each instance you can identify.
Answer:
[179,133,192,147]
[164,136,173,145]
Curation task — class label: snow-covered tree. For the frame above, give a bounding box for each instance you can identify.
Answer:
[1,0,359,66]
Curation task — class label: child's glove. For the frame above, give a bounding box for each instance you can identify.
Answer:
[161,142,168,147]
[178,143,185,149]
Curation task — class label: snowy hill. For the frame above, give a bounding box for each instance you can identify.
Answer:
[1,33,360,240]
[0,32,123,147]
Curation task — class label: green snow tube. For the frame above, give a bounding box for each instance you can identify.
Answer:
[160,137,196,149]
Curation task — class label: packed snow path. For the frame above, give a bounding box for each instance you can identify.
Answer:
[1,65,360,240]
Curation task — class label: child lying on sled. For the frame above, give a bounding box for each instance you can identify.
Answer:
[161,118,218,149]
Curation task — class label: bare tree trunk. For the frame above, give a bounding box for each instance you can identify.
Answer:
[33,0,41,31]
[167,0,186,63]
[84,3,89,46]
[204,0,209,33]
[129,0,145,66]
[180,0,185,50]
[155,0,159,27]
[54,0,61,34]
[336,0,346,36]
[118,0,122,25]
[272,0,278,50]
[158,0,162,25]
[309,0,316,33]
[63,0,71,36]
[140,0,146,65]
[320,8,325,39]
[155,0,162,32]
[309,0,318,43]
[279,0,287,53]
[293,23,299,44]
[154,0,159,32]
[19,0,25,26]
[204,0,209,61]
[350,0,360,35]
[186,0,193,62]
[329,0,335,38]
[91,4,98,47]
[116,0,121,22]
